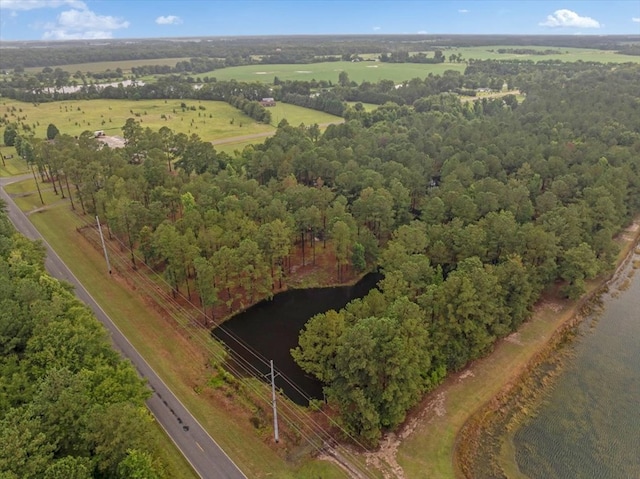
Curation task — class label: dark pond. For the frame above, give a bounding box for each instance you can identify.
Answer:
[212,272,382,406]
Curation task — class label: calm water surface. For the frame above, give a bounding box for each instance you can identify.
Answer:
[514,250,640,479]
[212,273,381,405]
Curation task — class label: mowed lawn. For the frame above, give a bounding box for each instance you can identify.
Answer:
[0,98,340,143]
[193,61,466,84]
[0,145,29,176]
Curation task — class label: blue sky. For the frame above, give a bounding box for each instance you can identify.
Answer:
[0,1,639,41]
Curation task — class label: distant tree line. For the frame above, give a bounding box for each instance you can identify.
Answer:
[494,48,564,55]
[2,34,637,70]
[227,95,272,124]
[131,57,228,76]
[282,91,346,116]
[379,50,445,63]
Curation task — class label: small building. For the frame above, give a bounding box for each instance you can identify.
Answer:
[260,98,276,107]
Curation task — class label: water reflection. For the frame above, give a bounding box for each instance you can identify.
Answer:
[212,273,381,405]
[513,252,640,478]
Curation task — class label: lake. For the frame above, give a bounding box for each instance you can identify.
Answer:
[512,248,640,478]
[211,273,381,405]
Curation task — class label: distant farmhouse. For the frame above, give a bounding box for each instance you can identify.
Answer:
[260,97,276,107]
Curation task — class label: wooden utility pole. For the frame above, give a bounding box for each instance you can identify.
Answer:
[30,163,44,205]
[269,360,279,443]
[96,216,112,275]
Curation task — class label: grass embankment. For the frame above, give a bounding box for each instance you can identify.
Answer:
[396,220,640,479]
[0,98,341,145]
[4,177,348,479]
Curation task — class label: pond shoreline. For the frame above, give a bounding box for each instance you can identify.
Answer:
[452,219,640,478]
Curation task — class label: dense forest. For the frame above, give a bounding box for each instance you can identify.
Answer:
[3,59,640,446]
[0,204,166,477]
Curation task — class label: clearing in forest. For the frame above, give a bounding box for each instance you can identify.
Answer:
[0,98,340,143]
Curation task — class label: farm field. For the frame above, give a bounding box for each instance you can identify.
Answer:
[24,57,190,74]
[0,98,340,143]
[191,60,466,84]
[176,47,640,85]
[446,45,640,63]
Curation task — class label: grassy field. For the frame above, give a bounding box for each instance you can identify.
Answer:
[0,98,340,144]
[24,57,190,74]
[3,177,349,479]
[190,61,466,84]
[0,145,29,176]
[447,45,640,63]
[183,47,640,85]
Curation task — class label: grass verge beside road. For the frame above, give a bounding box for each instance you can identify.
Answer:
[5,179,348,479]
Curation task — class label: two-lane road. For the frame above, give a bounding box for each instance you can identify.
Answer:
[1,175,248,479]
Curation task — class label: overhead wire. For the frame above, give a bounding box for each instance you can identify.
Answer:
[68,209,377,478]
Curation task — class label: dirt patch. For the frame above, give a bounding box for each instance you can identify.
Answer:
[97,135,126,149]
[458,370,476,381]
[504,332,523,346]
[364,391,448,478]
[365,433,406,479]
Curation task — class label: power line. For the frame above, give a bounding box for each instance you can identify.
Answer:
[69,211,377,478]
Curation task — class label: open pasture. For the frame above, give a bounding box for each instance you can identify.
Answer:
[194,60,466,84]
[447,45,640,63]
[24,57,190,75]
[0,98,340,144]
[190,46,639,85]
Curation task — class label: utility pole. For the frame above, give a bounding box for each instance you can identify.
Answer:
[96,215,112,275]
[30,163,44,205]
[269,360,279,443]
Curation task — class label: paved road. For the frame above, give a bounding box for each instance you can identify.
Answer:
[0,175,248,479]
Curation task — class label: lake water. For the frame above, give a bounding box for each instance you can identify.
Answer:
[513,248,640,478]
[211,273,381,405]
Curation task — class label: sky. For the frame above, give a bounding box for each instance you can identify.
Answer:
[0,0,639,41]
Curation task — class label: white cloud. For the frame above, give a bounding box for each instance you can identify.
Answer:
[458,9,469,14]
[156,15,182,25]
[417,30,428,34]
[43,7,129,39]
[539,9,600,28]
[372,26,381,31]
[633,17,640,23]
[0,0,85,10]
